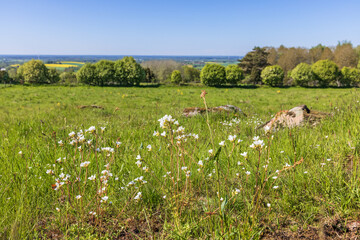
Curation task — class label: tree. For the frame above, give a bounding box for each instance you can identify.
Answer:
[60,72,77,85]
[200,64,226,86]
[0,70,9,84]
[238,47,269,84]
[320,47,334,61]
[95,60,115,86]
[309,44,325,63]
[171,70,182,84]
[47,68,60,83]
[311,60,339,87]
[182,65,200,83]
[141,60,182,83]
[276,47,309,74]
[261,65,284,87]
[334,41,358,69]
[17,60,49,84]
[76,63,97,85]
[225,65,244,85]
[119,56,145,85]
[340,67,360,87]
[291,63,313,87]
[144,67,157,83]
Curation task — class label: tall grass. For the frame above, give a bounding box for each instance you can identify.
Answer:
[1,85,360,239]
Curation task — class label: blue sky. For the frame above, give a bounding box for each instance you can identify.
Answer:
[1,0,359,55]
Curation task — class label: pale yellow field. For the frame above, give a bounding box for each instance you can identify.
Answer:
[45,64,78,68]
[61,61,85,64]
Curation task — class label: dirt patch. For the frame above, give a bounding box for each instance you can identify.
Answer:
[35,211,164,239]
[261,218,360,239]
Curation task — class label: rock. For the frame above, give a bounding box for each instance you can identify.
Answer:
[261,104,330,130]
[183,105,245,117]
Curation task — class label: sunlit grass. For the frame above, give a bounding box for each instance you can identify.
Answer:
[0,85,360,239]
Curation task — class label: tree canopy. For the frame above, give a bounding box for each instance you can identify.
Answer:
[200,64,226,86]
[261,65,284,87]
[238,47,269,84]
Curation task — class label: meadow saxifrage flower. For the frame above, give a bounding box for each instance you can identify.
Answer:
[88,175,96,181]
[228,135,237,142]
[134,192,142,200]
[86,126,96,134]
[80,161,90,168]
[135,160,142,167]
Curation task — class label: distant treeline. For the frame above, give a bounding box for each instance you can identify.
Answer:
[1,41,360,87]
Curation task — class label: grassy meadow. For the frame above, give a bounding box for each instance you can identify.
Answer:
[1,85,360,239]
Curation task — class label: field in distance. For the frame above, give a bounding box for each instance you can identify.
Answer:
[45,61,85,71]
[1,85,359,239]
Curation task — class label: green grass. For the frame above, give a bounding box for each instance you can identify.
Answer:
[1,85,360,239]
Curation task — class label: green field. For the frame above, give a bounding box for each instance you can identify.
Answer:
[1,85,360,239]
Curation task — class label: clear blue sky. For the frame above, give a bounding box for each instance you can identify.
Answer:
[1,0,359,55]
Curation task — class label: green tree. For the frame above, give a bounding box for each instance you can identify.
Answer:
[171,70,182,84]
[225,64,244,85]
[60,72,77,85]
[17,60,49,84]
[47,68,60,83]
[182,65,200,83]
[261,65,284,87]
[200,64,226,86]
[340,67,360,86]
[95,60,115,86]
[291,63,313,87]
[76,63,97,85]
[144,67,157,83]
[119,56,145,86]
[0,70,9,84]
[311,60,339,87]
[238,47,269,84]
[7,67,18,83]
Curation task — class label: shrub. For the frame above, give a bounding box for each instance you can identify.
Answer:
[291,63,313,87]
[171,70,182,84]
[261,65,284,87]
[47,69,60,84]
[17,60,49,84]
[311,60,339,87]
[340,67,360,87]
[95,60,115,86]
[225,65,244,85]
[200,64,226,86]
[76,63,97,85]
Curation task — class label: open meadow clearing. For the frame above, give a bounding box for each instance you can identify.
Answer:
[1,85,360,239]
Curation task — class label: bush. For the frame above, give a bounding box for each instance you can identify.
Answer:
[340,67,360,87]
[47,69,60,84]
[311,60,339,87]
[60,72,77,85]
[200,64,226,86]
[77,63,97,85]
[171,70,182,84]
[116,57,146,85]
[291,63,313,87]
[95,60,115,86]
[225,65,244,85]
[182,65,200,83]
[261,65,284,87]
[17,60,49,84]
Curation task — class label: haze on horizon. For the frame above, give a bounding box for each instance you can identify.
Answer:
[1,0,360,56]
